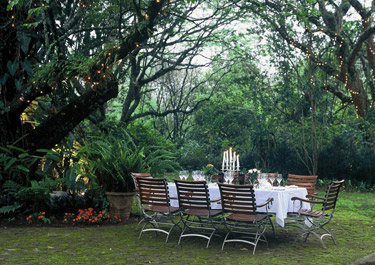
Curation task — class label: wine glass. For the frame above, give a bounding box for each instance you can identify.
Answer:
[192,170,200,181]
[225,171,234,184]
[179,170,189,180]
[268,174,276,186]
[198,171,205,181]
[276,174,283,186]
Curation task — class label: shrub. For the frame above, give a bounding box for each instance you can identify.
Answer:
[63,208,121,225]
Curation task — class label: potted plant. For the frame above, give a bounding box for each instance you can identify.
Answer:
[82,134,143,220]
[82,130,180,220]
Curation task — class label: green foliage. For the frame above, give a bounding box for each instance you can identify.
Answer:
[25,211,52,224]
[0,143,54,186]
[81,133,143,192]
[80,123,180,192]
[0,178,59,217]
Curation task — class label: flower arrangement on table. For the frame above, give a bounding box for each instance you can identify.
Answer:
[202,164,219,176]
[244,168,260,185]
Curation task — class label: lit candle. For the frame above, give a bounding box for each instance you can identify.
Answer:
[227,152,229,170]
[233,151,236,171]
[229,147,232,170]
[237,154,240,171]
[222,151,225,170]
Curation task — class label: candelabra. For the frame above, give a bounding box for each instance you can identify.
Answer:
[221,147,240,184]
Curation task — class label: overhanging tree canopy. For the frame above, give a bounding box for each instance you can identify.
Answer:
[242,0,375,117]
[1,0,177,152]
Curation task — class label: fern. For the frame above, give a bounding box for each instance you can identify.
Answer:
[0,202,21,214]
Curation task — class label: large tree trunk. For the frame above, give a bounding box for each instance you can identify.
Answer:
[1,0,166,154]
[348,73,370,117]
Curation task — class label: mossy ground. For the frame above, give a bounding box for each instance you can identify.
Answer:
[0,191,374,265]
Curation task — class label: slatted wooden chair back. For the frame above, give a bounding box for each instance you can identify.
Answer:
[136,176,170,208]
[131,172,151,193]
[322,180,345,213]
[174,180,211,210]
[218,184,257,215]
[131,172,152,178]
[287,174,318,196]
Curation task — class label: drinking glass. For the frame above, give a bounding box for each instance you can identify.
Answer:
[268,174,276,186]
[225,171,234,184]
[276,174,283,186]
[198,171,205,181]
[192,170,201,181]
[179,170,189,180]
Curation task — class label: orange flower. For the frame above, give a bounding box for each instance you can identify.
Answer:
[42,212,45,215]
[65,213,68,216]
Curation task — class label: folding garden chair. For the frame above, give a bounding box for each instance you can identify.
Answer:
[291,179,345,248]
[131,172,152,229]
[174,179,222,248]
[136,176,181,243]
[218,183,273,254]
[286,174,318,219]
[286,174,318,196]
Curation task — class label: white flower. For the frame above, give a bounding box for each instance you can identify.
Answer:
[248,168,260,174]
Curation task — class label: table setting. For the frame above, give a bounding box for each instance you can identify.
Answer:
[170,147,311,227]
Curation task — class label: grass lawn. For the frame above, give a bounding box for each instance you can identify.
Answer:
[0,191,374,264]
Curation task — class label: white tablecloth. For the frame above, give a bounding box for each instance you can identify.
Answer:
[168,183,310,227]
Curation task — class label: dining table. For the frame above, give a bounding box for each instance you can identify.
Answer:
[167,183,310,227]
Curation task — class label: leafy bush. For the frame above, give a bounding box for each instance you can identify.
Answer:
[79,124,180,192]
[25,211,54,224]
[0,178,59,217]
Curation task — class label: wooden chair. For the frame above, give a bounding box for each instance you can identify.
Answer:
[218,183,274,254]
[286,174,318,196]
[291,180,345,248]
[136,176,181,243]
[131,172,152,196]
[174,179,222,248]
[131,172,152,228]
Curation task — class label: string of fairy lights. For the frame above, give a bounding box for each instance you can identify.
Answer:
[284,6,375,114]
[15,0,168,103]
[13,1,374,113]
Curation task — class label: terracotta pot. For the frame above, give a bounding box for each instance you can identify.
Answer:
[105,191,136,220]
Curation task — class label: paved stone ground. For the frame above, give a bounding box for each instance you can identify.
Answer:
[350,253,375,265]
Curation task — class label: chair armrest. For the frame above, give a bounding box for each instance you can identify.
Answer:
[257,197,273,208]
[306,194,325,200]
[291,196,324,204]
[210,198,221,203]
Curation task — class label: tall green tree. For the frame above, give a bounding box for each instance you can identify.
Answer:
[242,0,375,118]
